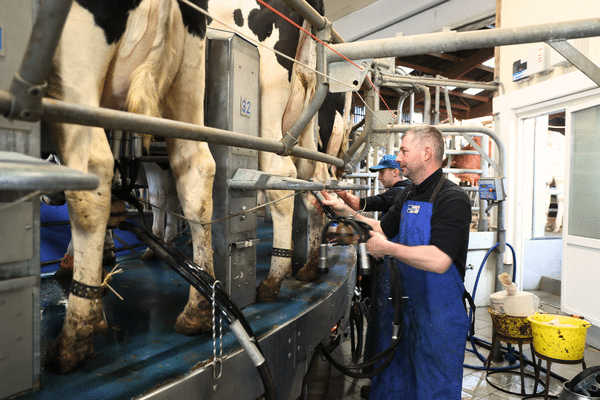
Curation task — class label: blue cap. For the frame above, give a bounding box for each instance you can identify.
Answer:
[369,155,401,172]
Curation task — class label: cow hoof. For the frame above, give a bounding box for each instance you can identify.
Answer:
[102,250,116,267]
[43,302,106,374]
[175,299,212,335]
[54,254,74,281]
[296,263,321,282]
[256,277,282,302]
[140,247,158,261]
[44,330,94,374]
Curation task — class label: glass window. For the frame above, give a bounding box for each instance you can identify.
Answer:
[569,104,600,239]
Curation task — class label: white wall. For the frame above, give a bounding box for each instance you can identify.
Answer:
[497,0,600,95]
[494,0,600,290]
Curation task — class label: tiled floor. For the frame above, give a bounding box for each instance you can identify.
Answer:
[324,291,600,400]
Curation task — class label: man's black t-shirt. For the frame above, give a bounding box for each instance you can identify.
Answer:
[380,169,471,278]
[359,179,410,213]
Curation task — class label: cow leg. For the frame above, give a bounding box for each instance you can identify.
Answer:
[257,154,297,301]
[163,169,180,243]
[168,139,215,334]
[155,30,215,335]
[44,125,114,374]
[296,163,328,282]
[141,162,175,260]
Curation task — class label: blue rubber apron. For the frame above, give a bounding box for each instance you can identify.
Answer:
[369,177,469,400]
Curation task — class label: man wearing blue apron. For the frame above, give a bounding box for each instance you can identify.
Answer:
[321,126,471,399]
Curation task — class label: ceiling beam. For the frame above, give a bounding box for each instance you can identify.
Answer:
[466,98,493,119]
[443,48,495,79]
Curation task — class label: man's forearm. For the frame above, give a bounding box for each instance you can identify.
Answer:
[365,229,453,274]
[352,211,382,234]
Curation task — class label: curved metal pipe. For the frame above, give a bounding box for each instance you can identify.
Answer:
[280,41,330,155]
[7,0,73,120]
[342,85,375,171]
[282,0,345,44]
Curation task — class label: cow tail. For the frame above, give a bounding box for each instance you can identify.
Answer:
[125,0,180,150]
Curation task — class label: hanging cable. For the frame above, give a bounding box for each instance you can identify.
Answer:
[119,221,275,400]
[311,191,404,378]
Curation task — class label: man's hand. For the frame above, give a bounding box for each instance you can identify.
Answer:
[366,231,391,258]
[334,190,361,211]
[312,191,354,218]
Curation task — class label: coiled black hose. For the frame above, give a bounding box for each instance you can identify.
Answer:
[317,216,404,379]
[119,221,275,400]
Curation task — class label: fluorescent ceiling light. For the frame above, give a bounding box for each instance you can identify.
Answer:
[464,88,484,95]
[482,57,495,68]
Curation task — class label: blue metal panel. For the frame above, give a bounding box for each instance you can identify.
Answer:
[14,223,356,400]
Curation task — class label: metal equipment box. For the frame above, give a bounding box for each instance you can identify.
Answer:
[1,1,40,397]
[205,29,260,308]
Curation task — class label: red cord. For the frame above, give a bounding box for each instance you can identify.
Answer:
[255,0,395,116]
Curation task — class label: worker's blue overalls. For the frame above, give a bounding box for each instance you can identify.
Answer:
[369,177,470,400]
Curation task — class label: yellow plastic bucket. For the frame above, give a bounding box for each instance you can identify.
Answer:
[527,313,591,361]
[488,309,532,340]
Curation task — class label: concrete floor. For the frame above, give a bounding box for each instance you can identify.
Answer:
[324,290,600,400]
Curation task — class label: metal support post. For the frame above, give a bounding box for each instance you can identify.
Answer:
[546,39,600,86]
[7,0,73,121]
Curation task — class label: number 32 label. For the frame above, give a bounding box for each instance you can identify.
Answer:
[240,97,251,118]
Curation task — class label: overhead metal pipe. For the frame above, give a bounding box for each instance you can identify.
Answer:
[0,91,344,168]
[382,74,500,91]
[327,18,600,62]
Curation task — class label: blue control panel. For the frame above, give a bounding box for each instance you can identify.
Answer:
[478,177,505,201]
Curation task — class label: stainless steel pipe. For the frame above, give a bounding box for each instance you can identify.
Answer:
[0,91,344,167]
[327,18,600,62]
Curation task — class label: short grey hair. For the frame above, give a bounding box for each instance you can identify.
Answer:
[405,125,445,164]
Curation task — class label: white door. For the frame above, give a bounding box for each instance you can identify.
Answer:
[562,99,600,326]
[518,112,565,290]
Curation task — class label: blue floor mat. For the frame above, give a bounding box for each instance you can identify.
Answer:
[40,203,146,274]
[17,222,356,400]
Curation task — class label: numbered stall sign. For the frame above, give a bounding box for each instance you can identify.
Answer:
[240,97,251,118]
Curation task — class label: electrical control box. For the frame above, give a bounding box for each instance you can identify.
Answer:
[527,43,552,76]
[478,177,506,201]
[512,58,528,81]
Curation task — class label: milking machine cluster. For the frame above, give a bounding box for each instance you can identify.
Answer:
[312,191,405,378]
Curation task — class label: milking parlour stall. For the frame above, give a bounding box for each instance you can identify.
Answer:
[2,0,600,399]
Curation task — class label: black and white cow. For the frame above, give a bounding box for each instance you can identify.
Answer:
[44,0,330,373]
[44,0,212,373]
